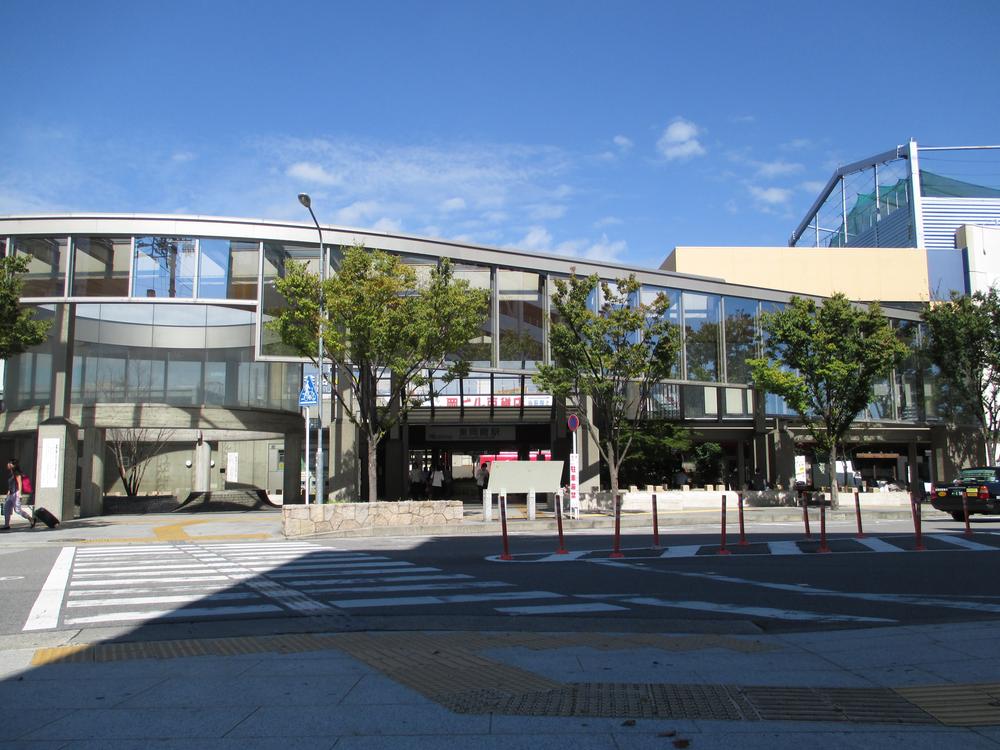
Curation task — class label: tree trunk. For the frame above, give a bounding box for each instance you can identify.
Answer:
[828,442,840,508]
[367,433,378,503]
[606,441,619,503]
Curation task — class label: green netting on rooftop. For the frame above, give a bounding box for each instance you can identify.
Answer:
[919,169,1000,198]
[825,170,1000,247]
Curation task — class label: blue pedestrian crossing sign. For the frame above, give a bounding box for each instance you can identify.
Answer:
[298,375,319,407]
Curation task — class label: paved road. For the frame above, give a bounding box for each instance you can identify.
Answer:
[6,513,1000,638]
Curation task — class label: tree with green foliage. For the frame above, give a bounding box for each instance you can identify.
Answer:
[270,245,489,502]
[0,255,51,358]
[536,273,680,499]
[618,420,692,488]
[922,287,1000,465]
[748,293,907,501]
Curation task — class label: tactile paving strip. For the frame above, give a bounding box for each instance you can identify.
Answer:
[896,683,1000,726]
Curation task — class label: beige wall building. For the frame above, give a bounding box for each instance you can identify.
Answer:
[662,246,930,303]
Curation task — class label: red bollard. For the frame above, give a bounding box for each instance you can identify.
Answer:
[800,491,812,539]
[651,492,661,549]
[499,491,512,560]
[737,492,748,546]
[555,490,568,554]
[853,489,865,538]
[911,492,926,551]
[818,497,831,553]
[718,493,731,555]
[962,493,973,537]
[610,493,624,558]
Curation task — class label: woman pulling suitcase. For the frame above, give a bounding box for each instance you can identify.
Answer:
[3,459,36,530]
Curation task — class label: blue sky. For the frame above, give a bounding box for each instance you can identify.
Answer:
[2,0,998,269]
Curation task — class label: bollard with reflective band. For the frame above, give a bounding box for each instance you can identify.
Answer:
[962,493,973,537]
[610,494,624,558]
[818,498,831,553]
[800,491,812,539]
[651,493,660,549]
[737,492,748,546]
[853,488,865,538]
[555,490,568,554]
[910,492,926,551]
[499,491,512,560]
[718,493,731,555]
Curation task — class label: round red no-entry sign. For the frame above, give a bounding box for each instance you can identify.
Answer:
[567,414,580,432]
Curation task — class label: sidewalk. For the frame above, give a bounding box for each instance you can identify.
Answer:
[3,508,997,746]
[3,619,999,747]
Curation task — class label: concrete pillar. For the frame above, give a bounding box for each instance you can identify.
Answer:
[772,421,797,490]
[34,419,79,522]
[328,367,360,501]
[34,303,78,520]
[193,436,211,492]
[79,427,105,518]
[580,396,602,492]
[282,430,303,504]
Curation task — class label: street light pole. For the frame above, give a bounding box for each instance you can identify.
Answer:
[298,193,325,506]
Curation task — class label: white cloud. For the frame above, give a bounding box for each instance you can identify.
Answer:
[517,226,553,252]
[613,135,633,152]
[755,160,803,178]
[528,203,567,220]
[657,118,706,161]
[440,197,466,212]
[581,234,626,262]
[748,185,793,205]
[781,138,813,151]
[287,161,340,185]
[800,180,827,193]
[372,217,402,233]
[731,114,756,124]
[595,216,623,228]
[333,200,382,225]
[171,151,196,163]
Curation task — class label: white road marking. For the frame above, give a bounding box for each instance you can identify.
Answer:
[308,581,513,595]
[767,541,804,555]
[64,604,284,625]
[66,592,257,608]
[24,547,76,631]
[673,571,1000,615]
[70,575,234,586]
[496,602,628,615]
[625,597,896,623]
[331,591,562,609]
[927,534,998,551]
[855,537,905,552]
[536,551,590,562]
[659,545,702,558]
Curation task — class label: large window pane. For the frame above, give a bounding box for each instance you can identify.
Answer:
[133,237,196,298]
[683,292,720,382]
[260,242,319,357]
[498,270,543,369]
[894,320,922,421]
[452,263,492,367]
[198,239,260,300]
[641,285,681,379]
[72,236,131,296]
[723,297,757,384]
[14,237,68,297]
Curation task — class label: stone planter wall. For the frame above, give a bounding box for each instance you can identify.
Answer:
[283,500,464,538]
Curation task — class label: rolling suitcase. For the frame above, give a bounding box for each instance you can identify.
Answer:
[31,506,59,529]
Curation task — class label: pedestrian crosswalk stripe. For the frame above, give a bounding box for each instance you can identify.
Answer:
[64,604,284,625]
[855,537,905,552]
[66,592,258,608]
[496,602,628,615]
[70,575,234,586]
[767,541,804,555]
[330,591,562,609]
[927,534,997,551]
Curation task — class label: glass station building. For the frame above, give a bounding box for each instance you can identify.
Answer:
[0,212,950,516]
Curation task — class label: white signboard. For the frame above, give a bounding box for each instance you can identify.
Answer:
[487,460,564,494]
[226,452,239,483]
[794,455,808,485]
[40,437,61,489]
[569,453,580,510]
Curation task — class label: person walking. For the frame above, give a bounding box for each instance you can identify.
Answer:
[4,459,35,530]
[431,464,445,499]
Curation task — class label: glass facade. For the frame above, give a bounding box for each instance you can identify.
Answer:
[498,269,544,369]
[15,237,68,297]
[0,226,936,429]
[133,237,197,298]
[683,292,720,382]
[72,237,131,297]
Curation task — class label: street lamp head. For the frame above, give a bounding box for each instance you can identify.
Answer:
[297,193,312,209]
